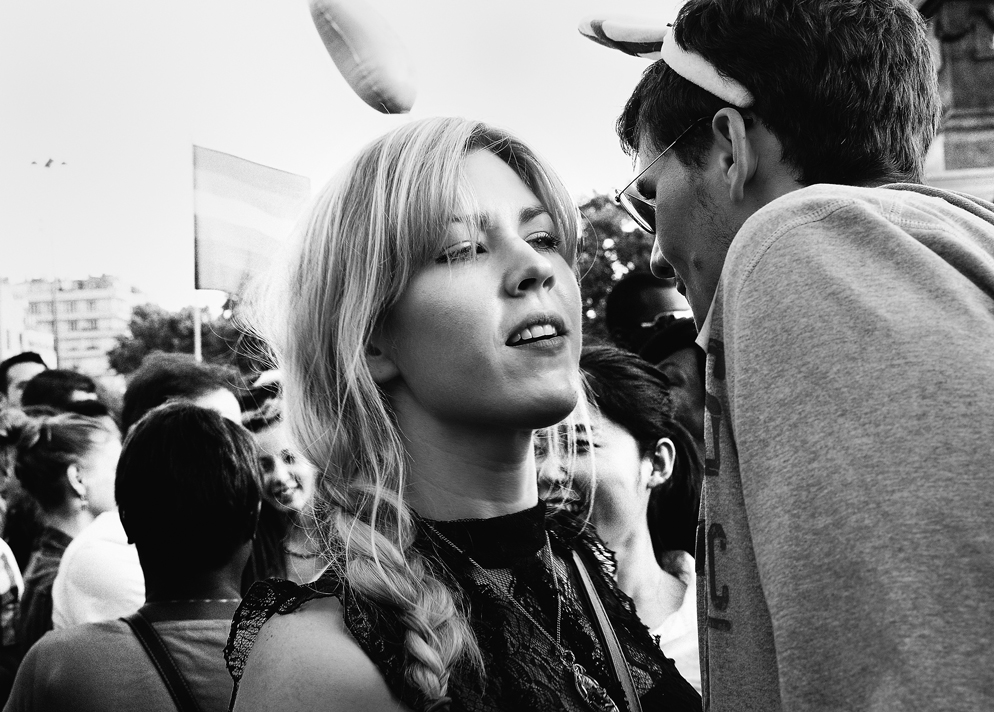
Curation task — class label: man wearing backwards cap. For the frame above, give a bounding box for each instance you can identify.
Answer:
[582,2,994,711]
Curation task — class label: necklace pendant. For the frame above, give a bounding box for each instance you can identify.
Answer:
[572,662,620,712]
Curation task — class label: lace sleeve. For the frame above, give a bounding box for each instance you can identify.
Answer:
[223,576,340,690]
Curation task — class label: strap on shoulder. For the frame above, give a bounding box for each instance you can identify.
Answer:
[121,611,207,712]
[571,548,644,712]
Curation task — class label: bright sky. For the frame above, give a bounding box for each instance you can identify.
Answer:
[1,0,679,310]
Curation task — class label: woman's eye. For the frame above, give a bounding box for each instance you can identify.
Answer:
[436,241,486,264]
[281,450,296,465]
[575,438,591,453]
[527,231,562,252]
[259,456,275,474]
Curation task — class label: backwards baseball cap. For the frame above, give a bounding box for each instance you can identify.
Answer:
[578,15,754,108]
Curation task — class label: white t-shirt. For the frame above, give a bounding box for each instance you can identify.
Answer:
[51,511,144,628]
[652,555,701,694]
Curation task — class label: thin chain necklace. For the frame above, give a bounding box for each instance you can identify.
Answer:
[422,521,620,712]
[148,598,241,605]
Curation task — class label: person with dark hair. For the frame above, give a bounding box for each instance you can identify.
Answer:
[240,375,321,587]
[0,356,47,410]
[52,351,243,629]
[120,352,241,434]
[5,401,262,712]
[18,370,97,413]
[0,407,59,574]
[591,0,994,709]
[0,410,120,655]
[604,271,691,353]
[638,317,704,445]
[538,344,702,691]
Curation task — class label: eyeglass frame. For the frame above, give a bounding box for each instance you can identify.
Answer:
[612,116,712,234]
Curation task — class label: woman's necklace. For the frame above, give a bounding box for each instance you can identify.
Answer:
[422,521,621,712]
[149,598,241,605]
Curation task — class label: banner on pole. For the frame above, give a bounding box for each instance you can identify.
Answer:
[193,146,311,295]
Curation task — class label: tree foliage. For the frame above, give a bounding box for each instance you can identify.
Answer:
[107,302,271,376]
[577,192,657,344]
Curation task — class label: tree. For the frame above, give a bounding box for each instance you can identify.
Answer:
[577,192,657,344]
[107,303,271,376]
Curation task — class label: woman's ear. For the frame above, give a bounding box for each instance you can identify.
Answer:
[647,437,676,489]
[365,335,400,384]
[65,464,87,499]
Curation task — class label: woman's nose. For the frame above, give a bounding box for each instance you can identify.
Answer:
[504,243,556,297]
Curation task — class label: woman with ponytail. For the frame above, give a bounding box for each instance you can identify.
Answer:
[225,117,702,712]
[0,409,120,653]
[538,344,704,693]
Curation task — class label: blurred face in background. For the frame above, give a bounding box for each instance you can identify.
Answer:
[252,421,317,514]
[536,399,671,545]
[5,362,46,407]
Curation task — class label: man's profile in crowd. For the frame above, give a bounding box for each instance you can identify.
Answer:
[600,0,994,709]
[0,355,47,409]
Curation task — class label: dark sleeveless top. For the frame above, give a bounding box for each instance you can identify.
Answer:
[224,502,702,712]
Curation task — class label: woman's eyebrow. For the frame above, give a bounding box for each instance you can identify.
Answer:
[450,213,492,232]
[449,206,549,231]
[520,206,550,224]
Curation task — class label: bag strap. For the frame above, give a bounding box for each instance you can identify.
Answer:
[571,549,644,712]
[121,611,206,712]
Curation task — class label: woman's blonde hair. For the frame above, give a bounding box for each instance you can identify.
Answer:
[256,117,580,705]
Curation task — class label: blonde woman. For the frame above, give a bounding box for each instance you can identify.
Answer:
[225,118,702,712]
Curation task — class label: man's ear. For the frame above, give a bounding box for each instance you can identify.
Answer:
[647,437,676,489]
[365,333,400,384]
[711,108,758,204]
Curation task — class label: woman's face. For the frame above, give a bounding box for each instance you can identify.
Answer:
[537,405,655,538]
[376,149,582,432]
[252,421,317,514]
[76,433,122,516]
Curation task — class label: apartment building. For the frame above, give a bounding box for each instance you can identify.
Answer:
[14,275,142,375]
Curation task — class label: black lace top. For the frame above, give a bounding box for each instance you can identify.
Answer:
[225,502,702,712]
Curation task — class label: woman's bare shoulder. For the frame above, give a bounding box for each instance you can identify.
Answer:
[232,596,410,712]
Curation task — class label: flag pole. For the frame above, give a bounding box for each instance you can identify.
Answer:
[193,298,203,362]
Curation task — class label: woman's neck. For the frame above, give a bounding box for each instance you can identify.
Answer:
[42,505,94,539]
[601,521,687,630]
[398,411,539,521]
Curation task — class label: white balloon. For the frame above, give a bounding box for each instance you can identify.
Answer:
[309,0,417,114]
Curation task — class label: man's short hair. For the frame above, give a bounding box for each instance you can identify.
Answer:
[0,352,47,396]
[618,0,941,186]
[121,352,240,433]
[20,369,97,411]
[116,401,262,572]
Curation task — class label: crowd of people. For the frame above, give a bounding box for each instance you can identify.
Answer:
[0,0,992,710]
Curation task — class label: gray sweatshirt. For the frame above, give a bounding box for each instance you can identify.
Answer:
[698,183,994,712]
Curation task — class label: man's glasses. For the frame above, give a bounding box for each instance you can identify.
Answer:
[612,116,711,234]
